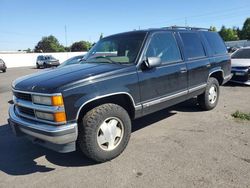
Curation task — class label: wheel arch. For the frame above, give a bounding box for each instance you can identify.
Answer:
[208,69,224,85]
[76,93,138,122]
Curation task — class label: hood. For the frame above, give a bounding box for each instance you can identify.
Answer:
[13,63,123,93]
[231,59,250,67]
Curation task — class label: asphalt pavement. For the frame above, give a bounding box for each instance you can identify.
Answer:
[0,67,250,188]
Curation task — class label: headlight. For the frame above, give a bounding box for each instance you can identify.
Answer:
[35,111,66,122]
[32,95,64,106]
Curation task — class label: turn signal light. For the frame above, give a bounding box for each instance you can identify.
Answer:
[54,112,66,122]
[51,95,64,106]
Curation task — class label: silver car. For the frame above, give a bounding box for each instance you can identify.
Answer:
[0,58,7,72]
[231,47,250,85]
[36,55,60,69]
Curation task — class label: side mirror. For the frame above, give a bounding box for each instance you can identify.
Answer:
[142,57,161,69]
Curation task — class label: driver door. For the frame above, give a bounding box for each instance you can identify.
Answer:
[137,31,188,115]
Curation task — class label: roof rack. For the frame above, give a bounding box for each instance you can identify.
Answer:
[163,26,210,31]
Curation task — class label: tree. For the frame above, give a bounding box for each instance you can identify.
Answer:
[241,18,250,40]
[235,27,242,40]
[34,35,65,52]
[99,33,103,40]
[210,26,217,32]
[64,46,71,52]
[25,48,32,53]
[70,41,92,52]
[219,26,239,41]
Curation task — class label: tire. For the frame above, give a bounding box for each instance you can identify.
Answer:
[198,77,220,111]
[36,63,40,69]
[3,69,6,72]
[78,103,131,162]
[43,63,47,69]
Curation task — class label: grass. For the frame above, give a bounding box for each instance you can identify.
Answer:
[232,110,250,121]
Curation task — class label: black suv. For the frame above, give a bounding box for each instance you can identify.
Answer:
[9,27,232,162]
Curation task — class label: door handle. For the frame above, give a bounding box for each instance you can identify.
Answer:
[180,67,187,73]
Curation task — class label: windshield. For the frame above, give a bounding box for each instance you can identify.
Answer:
[84,32,146,64]
[232,48,250,59]
[46,55,56,60]
[58,55,84,68]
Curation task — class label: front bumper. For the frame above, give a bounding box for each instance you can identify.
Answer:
[231,67,250,85]
[8,105,78,153]
[0,64,6,70]
[222,73,233,85]
[47,62,60,67]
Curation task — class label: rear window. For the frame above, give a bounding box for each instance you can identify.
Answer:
[180,32,206,59]
[203,32,227,55]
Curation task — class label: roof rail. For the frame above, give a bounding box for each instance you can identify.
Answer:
[163,26,210,31]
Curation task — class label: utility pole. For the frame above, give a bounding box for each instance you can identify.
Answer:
[64,25,68,50]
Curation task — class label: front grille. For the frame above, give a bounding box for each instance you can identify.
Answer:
[232,66,249,70]
[232,74,249,82]
[17,106,35,117]
[14,92,32,101]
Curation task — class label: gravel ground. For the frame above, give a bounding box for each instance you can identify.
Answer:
[0,67,250,188]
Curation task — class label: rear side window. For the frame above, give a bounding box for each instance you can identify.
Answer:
[145,32,182,64]
[180,32,206,59]
[203,32,227,55]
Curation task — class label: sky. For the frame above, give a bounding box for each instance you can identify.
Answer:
[0,0,250,51]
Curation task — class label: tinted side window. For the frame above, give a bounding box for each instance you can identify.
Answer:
[203,32,227,55]
[180,32,205,59]
[146,32,182,64]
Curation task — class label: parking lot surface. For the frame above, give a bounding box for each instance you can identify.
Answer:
[0,68,250,188]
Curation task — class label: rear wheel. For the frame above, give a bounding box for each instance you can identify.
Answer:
[198,77,220,110]
[3,69,6,72]
[77,103,131,162]
[36,63,40,69]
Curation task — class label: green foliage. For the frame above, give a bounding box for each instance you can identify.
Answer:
[34,35,65,52]
[70,41,92,52]
[25,48,32,53]
[64,46,71,52]
[99,33,103,40]
[209,26,217,32]
[232,110,250,121]
[219,26,239,41]
[241,18,250,40]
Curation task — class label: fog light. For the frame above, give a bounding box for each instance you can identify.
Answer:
[35,111,66,123]
[35,111,54,121]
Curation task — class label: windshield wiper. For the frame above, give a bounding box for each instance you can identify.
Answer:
[84,56,124,65]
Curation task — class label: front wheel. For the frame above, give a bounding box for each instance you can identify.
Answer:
[198,77,220,111]
[77,103,131,162]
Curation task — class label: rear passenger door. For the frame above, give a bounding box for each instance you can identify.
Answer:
[137,31,188,115]
[178,32,210,93]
